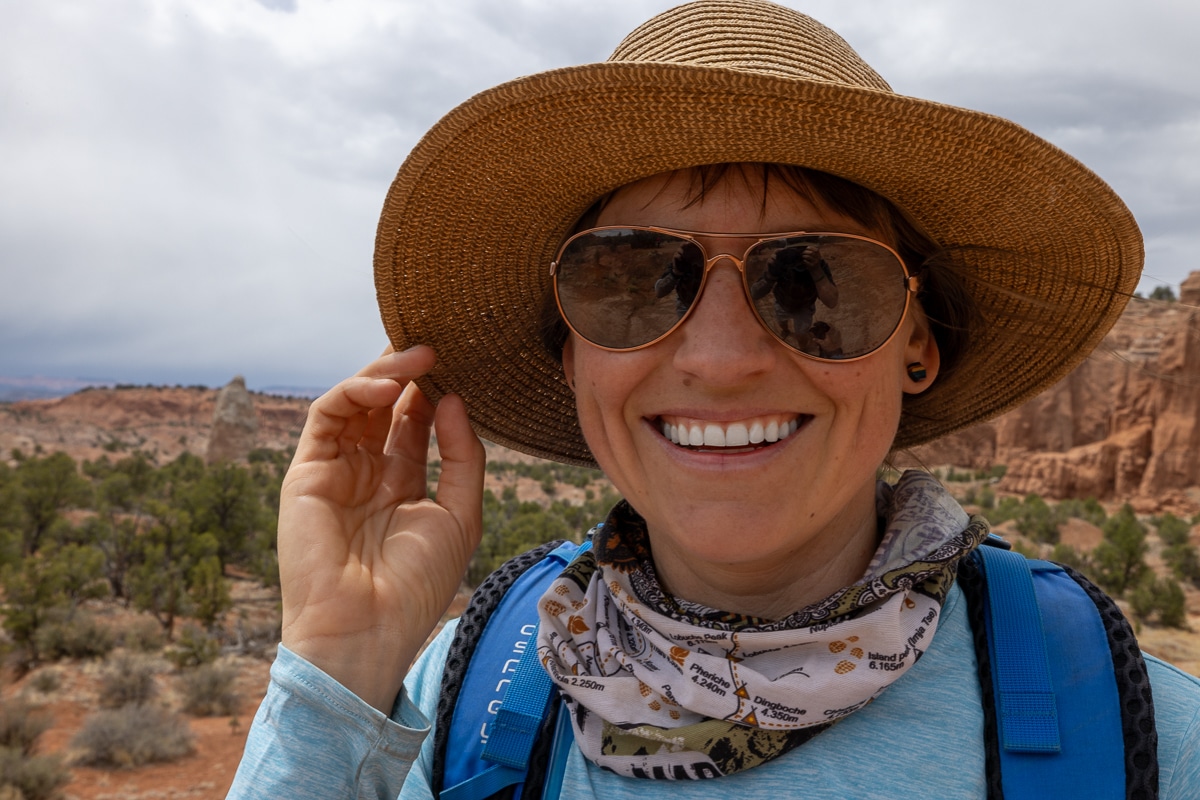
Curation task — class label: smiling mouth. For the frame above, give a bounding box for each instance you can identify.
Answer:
[656,414,807,450]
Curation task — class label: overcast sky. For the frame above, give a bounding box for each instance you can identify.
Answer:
[2,0,1197,392]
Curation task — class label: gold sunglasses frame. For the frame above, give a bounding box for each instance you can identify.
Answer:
[550,225,921,363]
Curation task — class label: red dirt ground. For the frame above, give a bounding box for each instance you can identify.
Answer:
[18,655,271,800]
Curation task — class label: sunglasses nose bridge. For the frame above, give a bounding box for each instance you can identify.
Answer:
[702,251,749,278]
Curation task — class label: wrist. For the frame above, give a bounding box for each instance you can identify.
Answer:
[283,630,414,714]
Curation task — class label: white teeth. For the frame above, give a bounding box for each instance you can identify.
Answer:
[749,421,765,443]
[703,424,726,447]
[662,416,800,448]
[725,422,749,447]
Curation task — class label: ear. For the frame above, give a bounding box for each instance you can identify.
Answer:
[561,337,577,393]
[901,311,940,395]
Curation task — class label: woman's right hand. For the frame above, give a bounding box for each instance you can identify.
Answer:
[277,346,485,713]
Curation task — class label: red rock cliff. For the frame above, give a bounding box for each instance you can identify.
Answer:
[907,272,1200,510]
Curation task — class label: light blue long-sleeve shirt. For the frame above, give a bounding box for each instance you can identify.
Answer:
[228,583,1200,798]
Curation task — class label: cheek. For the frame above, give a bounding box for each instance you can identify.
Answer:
[566,339,671,480]
[566,341,637,439]
[808,358,906,442]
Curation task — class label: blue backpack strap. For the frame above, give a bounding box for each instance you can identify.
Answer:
[431,539,567,796]
[439,539,591,800]
[541,700,575,800]
[974,542,1126,798]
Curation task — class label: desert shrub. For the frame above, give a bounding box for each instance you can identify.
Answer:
[70,704,193,768]
[1009,539,1042,559]
[0,747,70,800]
[1130,575,1189,629]
[986,495,1022,525]
[1050,544,1091,575]
[0,699,68,800]
[1093,504,1149,596]
[35,613,114,661]
[977,485,995,510]
[231,615,281,659]
[0,699,51,755]
[1056,496,1107,527]
[1014,494,1060,544]
[178,663,239,717]
[28,669,61,695]
[97,655,157,709]
[164,623,220,670]
[1154,512,1192,546]
[1164,542,1200,585]
[187,554,231,630]
[120,617,166,653]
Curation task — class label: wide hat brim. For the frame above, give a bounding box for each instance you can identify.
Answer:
[375,61,1142,467]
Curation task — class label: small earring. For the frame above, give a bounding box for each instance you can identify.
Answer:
[906,362,927,382]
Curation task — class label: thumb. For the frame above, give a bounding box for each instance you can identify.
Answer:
[431,393,485,541]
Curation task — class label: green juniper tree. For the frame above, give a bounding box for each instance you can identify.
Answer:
[1093,504,1149,596]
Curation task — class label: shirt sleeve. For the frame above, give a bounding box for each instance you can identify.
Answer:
[1146,654,1200,800]
[226,644,430,800]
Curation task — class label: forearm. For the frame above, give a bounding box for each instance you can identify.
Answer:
[228,645,428,800]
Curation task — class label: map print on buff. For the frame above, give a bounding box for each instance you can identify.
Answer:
[535,473,991,778]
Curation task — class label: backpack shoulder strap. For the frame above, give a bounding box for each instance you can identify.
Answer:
[434,538,590,800]
[961,538,1158,799]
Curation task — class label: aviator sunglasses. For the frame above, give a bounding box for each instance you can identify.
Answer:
[551,226,921,362]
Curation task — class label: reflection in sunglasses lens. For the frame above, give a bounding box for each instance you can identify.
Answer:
[745,236,907,359]
[556,230,907,358]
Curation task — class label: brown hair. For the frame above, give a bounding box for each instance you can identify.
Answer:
[539,163,980,389]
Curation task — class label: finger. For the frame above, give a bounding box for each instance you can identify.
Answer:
[353,345,408,449]
[355,399,399,455]
[383,381,436,458]
[300,345,436,458]
[431,393,485,541]
[295,377,404,462]
[353,345,436,381]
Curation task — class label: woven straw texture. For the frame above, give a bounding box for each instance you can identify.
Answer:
[374,0,1141,467]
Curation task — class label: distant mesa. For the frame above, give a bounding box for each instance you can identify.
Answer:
[206,376,259,465]
[0,376,116,402]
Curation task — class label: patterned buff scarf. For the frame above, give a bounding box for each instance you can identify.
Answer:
[536,470,989,779]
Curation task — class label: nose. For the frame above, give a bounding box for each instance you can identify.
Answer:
[671,260,778,384]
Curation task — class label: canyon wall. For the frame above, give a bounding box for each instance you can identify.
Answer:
[909,272,1200,510]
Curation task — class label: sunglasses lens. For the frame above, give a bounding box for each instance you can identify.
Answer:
[555,229,703,349]
[555,229,910,359]
[744,236,909,359]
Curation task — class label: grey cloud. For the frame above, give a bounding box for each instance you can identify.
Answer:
[1,0,1197,390]
[256,0,298,12]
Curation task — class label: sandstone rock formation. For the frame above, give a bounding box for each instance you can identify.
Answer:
[205,376,259,464]
[907,271,1200,510]
[0,385,308,467]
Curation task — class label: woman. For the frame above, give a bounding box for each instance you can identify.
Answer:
[230,1,1200,797]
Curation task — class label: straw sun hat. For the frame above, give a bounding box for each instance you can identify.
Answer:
[374,0,1142,467]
